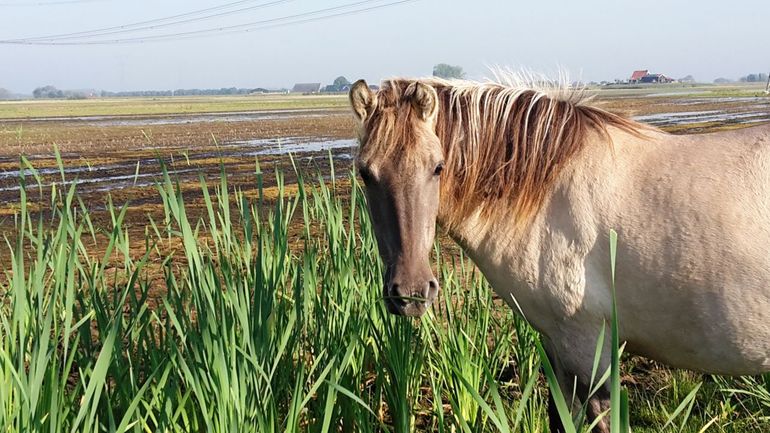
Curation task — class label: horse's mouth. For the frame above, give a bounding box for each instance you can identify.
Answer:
[384,296,433,317]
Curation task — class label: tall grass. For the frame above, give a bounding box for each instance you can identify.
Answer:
[0,155,768,432]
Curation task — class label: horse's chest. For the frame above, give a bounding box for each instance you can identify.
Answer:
[466,229,600,331]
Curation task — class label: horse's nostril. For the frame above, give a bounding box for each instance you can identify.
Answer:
[389,284,408,306]
[419,280,439,300]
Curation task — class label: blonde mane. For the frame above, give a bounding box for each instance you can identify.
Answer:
[366,76,644,232]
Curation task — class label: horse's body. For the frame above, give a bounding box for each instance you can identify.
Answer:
[455,124,770,376]
[349,77,770,432]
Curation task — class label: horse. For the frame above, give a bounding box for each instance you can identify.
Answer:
[348,76,770,432]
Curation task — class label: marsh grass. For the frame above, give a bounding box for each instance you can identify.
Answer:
[0,155,768,432]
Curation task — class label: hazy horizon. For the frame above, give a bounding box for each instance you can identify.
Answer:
[1,0,768,94]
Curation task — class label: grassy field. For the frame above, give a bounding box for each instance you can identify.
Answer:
[0,82,765,120]
[587,82,768,98]
[0,94,349,119]
[0,91,769,432]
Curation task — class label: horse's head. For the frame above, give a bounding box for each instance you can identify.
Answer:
[349,79,443,317]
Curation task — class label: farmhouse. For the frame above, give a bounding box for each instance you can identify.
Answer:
[640,73,674,83]
[629,70,675,84]
[291,83,322,94]
[629,70,648,83]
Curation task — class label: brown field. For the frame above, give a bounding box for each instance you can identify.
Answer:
[1,85,767,234]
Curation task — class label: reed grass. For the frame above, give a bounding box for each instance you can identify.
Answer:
[0,155,767,432]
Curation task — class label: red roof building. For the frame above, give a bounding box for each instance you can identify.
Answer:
[630,70,649,82]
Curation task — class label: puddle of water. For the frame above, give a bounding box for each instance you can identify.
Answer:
[645,90,709,97]
[674,97,769,106]
[633,110,721,122]
[247,138,356,156]
[0,136,359,196]
[0,163,128,180]
[634,110,770,126]
[0,167,201,193]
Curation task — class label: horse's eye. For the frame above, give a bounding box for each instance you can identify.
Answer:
[433,162,445,177]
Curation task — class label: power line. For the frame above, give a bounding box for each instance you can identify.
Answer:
[12,0,294,41]
[0,0,418,45]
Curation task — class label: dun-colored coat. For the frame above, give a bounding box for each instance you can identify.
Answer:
[349,77,770,432]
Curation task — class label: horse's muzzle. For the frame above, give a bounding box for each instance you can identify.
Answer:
[383,279,439,317]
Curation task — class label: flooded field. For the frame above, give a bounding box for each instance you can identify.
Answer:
[631,96,770,127]
[0,85,767,235]
[0,136,355,196]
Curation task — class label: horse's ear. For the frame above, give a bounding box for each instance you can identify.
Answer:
[407,81,438,122]
[349,79,377,124]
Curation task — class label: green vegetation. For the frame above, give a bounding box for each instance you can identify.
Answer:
[323,76,352,93]
[433,63,466,80]
[0,157,768,432]
[593,82,768,99]
[739,73,769,83]
[0,94,349,119]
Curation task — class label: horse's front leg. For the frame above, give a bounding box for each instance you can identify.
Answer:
[543,326,612,433]
[546,380,610,433]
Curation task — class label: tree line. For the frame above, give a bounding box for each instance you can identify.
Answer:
[12,66,770,100]
[29,85,277,99]
[101,87,274,97]
[739,73,769,83]
[22,64,467,100]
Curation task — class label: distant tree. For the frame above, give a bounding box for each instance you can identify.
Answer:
[713,77,733,84]
[322,76,351,93]
[740,74,762,83]
[333,76,350,89]
[678,75,696,83]
[101,87,257,97]
[33,85,63,99]
[433,63,465,79]
[0,88,11,100]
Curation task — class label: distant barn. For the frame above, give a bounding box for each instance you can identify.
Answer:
[640,74,674,84]
[630,70,648,83]
[292,83,322,94]
[629,70,674,84]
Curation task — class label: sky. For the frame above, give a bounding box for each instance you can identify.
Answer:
[0,0,768,94]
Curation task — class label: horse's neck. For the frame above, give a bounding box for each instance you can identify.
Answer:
[438,206,533,268]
